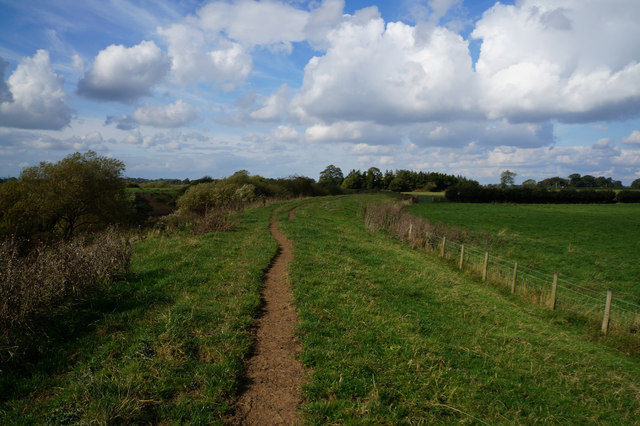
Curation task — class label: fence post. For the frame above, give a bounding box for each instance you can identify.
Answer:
[482,252,489,281]
[441,236,446,258]
[459,244,465,270]
[602,289,612,335]
[408,223,413,240]
[549,273,558,310]
[511,262,518,294]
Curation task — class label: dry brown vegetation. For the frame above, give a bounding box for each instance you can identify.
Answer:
[0,228,131,360]
[363,200,498,249]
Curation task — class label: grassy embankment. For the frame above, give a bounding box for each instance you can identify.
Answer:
[279,194,640,423]
[407,202,640,302]
[3,193,640,423]
[0,202,294,423]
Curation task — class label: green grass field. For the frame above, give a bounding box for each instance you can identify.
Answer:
[0,203,284,423]
[280,195,640,423]
[2,194,639,423]
[408,202,640,303]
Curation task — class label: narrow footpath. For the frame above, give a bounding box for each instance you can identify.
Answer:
[233,208,303,425]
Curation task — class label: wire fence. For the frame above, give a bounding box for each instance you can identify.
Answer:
[439,234,640,335]
[362,201,640,337]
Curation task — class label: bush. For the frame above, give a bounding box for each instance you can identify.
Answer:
[0,228,131,360]
[446,185,617,204]
[0,151,131,240]
[616,190,640,203]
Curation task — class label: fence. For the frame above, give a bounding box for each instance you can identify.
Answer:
[363,202,640,338]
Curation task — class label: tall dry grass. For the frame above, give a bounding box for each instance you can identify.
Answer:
[363,201,498,249]
[0,228,131,358]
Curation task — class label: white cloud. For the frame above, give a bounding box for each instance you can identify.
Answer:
[0,50,73,130]
[133,100,197,128]
[270,125,301,141]
[473,0,640,123]
[304,120,402,144]
[250,84,291,121]
[77,40,170,102]
[622,130,640,145]
[158,20,252,87]
[291,14,477,124]
[158,0,346,87]
[0,128,105,151]
[197,0,308,47]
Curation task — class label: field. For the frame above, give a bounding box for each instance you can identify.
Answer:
[2,194,640,423]
[408,202,640,303]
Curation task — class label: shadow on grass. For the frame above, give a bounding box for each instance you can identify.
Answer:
[0,270,174,403]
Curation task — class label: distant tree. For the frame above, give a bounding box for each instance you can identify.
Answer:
[365,167,383,190]
[522,179,537,187]
[538,177,569,189]
[500,170,516,188]
[341,169,364,190]
[631,178,640,189]
[568,173,583,187]
[382,169,395,189]
[318,165,344,187]
[0,151,130,239]
[389,170,414,192]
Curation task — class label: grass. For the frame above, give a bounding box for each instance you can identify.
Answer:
[3,194,640,423]
[280,194,640,423]
[0,203,285,424]
[407,202,640,303]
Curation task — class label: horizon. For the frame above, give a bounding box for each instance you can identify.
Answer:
[1,0,639,185]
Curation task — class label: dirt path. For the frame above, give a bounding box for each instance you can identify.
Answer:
[233,207,303,425]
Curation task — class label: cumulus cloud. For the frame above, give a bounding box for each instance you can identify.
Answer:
[303,120,403,145]
[0,128,105,151]
[133,100,197,127]
[409,120,555,148]
[77,40,170,102]
[250,84,291,121]
[0,51,73,130]
[473,0,640,123]
[158,0,345,87]
[158,20,252,88]
[270,125,301,141]
[622,130,640,145]
[105,114,138,131]
[290,13,478,125]
[121,129,208,150]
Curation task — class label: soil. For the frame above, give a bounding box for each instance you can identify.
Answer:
[232,207,304,425]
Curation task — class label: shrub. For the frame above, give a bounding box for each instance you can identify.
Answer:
[616,190,640,203]
[0,151,131,240]
[0,229,131,360]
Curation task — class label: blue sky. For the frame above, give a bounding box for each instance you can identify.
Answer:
[1,0,639,184]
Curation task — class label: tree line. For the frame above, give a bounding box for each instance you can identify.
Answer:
[317,165,478,193]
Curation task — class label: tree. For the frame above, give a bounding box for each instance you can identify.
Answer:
[318,165,344,188]
[500,170,516,188]
[341,169,364,190]
[631,178,640,189]
[365,167,383,190]
[0,151,130,239]
[522,179,537,187]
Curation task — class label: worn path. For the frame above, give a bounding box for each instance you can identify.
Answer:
[233,207,303,425]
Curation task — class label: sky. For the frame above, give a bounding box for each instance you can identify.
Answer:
[1,0,639,185]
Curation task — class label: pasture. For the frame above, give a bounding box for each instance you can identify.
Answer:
[409,202,640,303]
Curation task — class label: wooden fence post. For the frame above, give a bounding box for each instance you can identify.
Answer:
[511,262,518,294]
[408,223,413,240]
[441,236,446,258]
[459,244,465,270]
[482,252,489,281]
[602,289,612,335]
[549,273,558,310]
